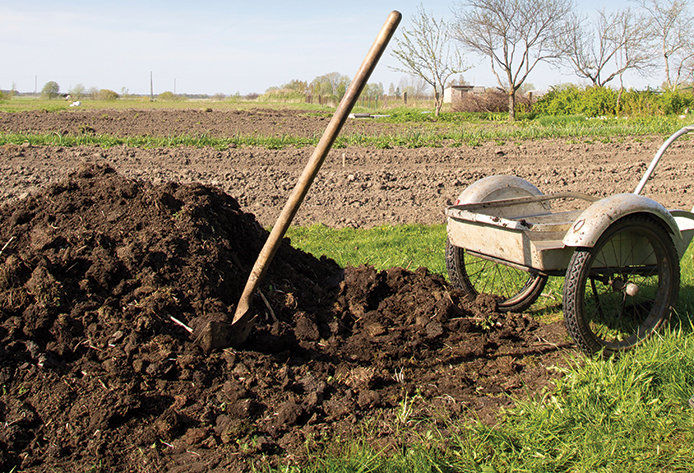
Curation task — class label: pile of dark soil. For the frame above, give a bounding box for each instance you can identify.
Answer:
[0,165,567,472]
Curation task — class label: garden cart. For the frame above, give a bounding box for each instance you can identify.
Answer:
[446,126,694,355]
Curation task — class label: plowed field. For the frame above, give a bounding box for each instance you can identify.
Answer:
[1,108,689,471]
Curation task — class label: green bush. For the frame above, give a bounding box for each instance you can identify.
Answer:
[157,91,182,101]
[533,85,579,115]
[95,89,119,101]
[659,89,694,114]
[618,89,661,116]
[41,81,60,99]
[534,85,617,116]
[535,85,694,117]
[580,86,618,115]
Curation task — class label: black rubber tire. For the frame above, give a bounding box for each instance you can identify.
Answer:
[446,238,547,312]
[562,215,680,356]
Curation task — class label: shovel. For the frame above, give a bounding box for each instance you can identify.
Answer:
[197,10,402,350]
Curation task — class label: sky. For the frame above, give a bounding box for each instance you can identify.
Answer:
[0,0,659,96]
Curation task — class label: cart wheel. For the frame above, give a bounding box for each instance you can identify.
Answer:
[446,239,547,312]
[562,215,679,356]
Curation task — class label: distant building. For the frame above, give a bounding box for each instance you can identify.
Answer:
[525,90,547,101]
[443,85,487,104]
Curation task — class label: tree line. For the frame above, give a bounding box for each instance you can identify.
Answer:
[2,81,255,102]
[33,81,121,101]
[392,0,694,120]
[262,72,386,103]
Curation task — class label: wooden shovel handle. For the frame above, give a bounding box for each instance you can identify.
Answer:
[232,11,402,325]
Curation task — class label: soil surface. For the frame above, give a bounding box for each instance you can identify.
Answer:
[0,137,693,228]
[0,166,568,472]
[0,109,416,138]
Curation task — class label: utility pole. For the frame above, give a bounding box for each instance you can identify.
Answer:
[174,78,176,95]
[150,71,154,101]
[34,75,37,94]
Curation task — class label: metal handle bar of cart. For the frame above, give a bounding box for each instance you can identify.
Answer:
[634,125,694,195]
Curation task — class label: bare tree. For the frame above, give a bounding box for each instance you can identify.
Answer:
[70,83,87,100]
[638,0,694,90]
[453,0,572,121]
[391,5,468,116]
[398,75,430,97]
[560,9,653,87]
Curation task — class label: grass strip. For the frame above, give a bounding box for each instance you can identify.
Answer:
[0,132,317,150]
[1,115,692,150]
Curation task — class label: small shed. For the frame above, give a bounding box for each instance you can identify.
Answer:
[443,85,486,104]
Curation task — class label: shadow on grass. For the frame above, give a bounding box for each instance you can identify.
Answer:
[673,282,694,334]
[528,302,563,320]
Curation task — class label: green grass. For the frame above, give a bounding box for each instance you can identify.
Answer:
[451,330,694,472]
[281,223,694,473]
[287,224,446,273]
[2,114,693,151]
[0,132,319,150]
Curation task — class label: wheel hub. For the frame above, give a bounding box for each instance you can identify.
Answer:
[609,277,639,297]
